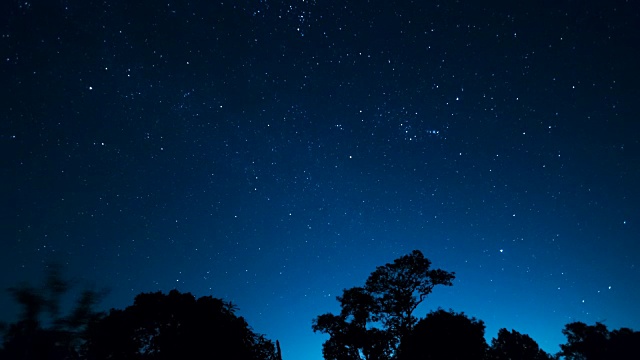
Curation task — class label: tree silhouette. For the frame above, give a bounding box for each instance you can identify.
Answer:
[83,290,276,360]
[365,250,456,342]
[399,308,487,360]
[559,321,640,360]
[560,322,608,360]
[312,250,455,360]
[607,327,640,359]
[0,264,104,360]
[488,328,553,360]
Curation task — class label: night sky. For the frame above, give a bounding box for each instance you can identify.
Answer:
[2,1,640,359]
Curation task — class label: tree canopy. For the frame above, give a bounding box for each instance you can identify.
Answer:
[84,290,277,360]
[399,308,487,360]
[312,250,455,360]
[0,265,276,360]
[488,328,553,360]
[559,321,640,360]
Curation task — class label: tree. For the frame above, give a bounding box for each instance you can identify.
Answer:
[399,308,487,360]
[488,328,553,360]
[312,310,393,360]
[559,322,608,360]
[607,327,640,359]
[83,290,276,360]
[312,250,455,360]
[0,264,104,360]
[558,321,640,360]
[365,250,456,342]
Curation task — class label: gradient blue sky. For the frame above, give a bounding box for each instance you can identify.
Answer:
[2,1,639,359]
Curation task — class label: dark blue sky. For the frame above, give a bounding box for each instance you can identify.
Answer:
[2,1,639,359]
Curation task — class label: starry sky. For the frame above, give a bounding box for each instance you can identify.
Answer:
[2,1,640,359]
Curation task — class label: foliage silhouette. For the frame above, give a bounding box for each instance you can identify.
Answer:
[312,250,455,360]
[83,289,277,360]
[399,308,487,360]
[4,258,639,360]
[488,328,553,360]
[0,264,104,360]
[558,321,640,360]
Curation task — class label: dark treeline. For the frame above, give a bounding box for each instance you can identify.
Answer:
[311,250,639,360]
[0,265,278,360]
[1,252,638,359]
